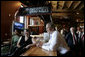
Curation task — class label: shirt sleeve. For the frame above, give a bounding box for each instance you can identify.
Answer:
[42,31,58,51]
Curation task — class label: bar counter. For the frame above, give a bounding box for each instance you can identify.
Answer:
[23,46,57,56]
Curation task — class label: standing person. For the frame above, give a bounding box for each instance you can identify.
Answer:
[81,27,84,47]
[76,26,83,56]
[66,27,78,56]
[37,22,70,56]
[76,27,82,42]
[60,28,68,40]
[80,27,84,56]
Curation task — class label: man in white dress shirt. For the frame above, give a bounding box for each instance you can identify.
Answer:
[38,22,70,55]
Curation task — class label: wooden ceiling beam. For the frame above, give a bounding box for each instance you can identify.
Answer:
[73,1,81,9]
[75,1,84,10]
[68,1,73,8]
[58,1,63,9]
[51,1,57,10]
[61,1,65,9]
[79,4,84,10]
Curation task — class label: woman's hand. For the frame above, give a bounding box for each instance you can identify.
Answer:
[25,45,30,48]
[25,43,36,49]
[17,45,21,48]
[32,37,37,44]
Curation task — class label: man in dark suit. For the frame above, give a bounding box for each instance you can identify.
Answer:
[79,27,84,56]
[66,27,79,56]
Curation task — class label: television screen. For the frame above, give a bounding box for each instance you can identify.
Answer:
[14,22,24,30]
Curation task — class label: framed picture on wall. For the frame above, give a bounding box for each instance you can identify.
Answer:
[30,17,40,25]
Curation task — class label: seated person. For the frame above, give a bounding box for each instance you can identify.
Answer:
[37,22,70,55]
[10,29,21,54]
[1,29,21,56]
[10,29,36,56]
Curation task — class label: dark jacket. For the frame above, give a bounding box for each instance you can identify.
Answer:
[66,32,78,49]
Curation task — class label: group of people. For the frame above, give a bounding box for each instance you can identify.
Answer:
[35,23,84,56]
[4,22,84,56]
[60,26,84,56]
[8,29,35,56]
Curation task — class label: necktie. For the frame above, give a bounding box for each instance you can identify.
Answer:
[73,33,76,45]
[81,34,84,41]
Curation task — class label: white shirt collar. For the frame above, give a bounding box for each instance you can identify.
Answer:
[71,32,74,35]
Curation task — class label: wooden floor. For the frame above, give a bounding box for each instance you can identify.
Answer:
[22,46,57,56]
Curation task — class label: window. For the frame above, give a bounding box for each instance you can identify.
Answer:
[20,16,24,23]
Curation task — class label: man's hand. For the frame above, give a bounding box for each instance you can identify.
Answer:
[39,42,43,46]
[36,42,43,48]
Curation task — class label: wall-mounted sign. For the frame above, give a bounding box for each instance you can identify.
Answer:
[18,6,51,16]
